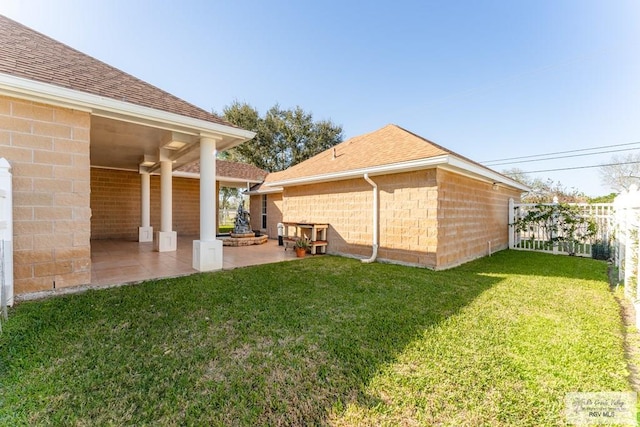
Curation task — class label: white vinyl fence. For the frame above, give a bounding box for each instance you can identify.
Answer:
[611,186,640,317]
[510,189,640,328]
[509,198,614,258]
[0,158,13,325]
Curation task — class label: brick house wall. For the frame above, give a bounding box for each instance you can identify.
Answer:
[0,95,91,294]
[249,194,260,233]
[376,170,439,266]
[435,169,520,269]
[250,193,283,238]
[90,168,200,240]
[281,171,439,265]
[282,178,371,257]
[268,168,520,269]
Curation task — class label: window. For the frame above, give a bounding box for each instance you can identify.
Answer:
[261,194,267,229]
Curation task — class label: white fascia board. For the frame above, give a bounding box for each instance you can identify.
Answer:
[246,186,284,195]
[266,155,451,187]
[216,177,265,185]
[444,156,531,191]
[0,73,255,146]
[265,154,530,192]
[171,171,264,184]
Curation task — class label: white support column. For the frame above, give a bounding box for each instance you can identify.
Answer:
[138,170,153,242]
[193,136,223,271]
[200,140,216,241]
[154,156,177,252]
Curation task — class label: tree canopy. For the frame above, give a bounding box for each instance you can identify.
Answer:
[221,101,343,172]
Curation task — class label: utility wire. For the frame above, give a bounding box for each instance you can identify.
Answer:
[503,160,640,175]
[482,141,640,165]
[485,147,640,167]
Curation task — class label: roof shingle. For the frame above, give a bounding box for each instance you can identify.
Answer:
[179,160,268,182]
[0,15,231,126]
[264,124,455,183]
[262,124,527,191]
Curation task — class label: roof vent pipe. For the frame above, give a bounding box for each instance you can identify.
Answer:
[362,173,379,263]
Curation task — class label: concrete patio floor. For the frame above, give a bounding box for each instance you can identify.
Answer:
[91,236,301,286]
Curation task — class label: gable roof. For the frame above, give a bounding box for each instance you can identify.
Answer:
[262,124,528,191]
[265,124,448,183]
[0,14,230,127]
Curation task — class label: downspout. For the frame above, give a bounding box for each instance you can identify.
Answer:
[362,173,379,263]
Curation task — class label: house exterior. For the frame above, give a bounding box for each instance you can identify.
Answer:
[249,124,528,269]
[0,15,256,302]
[91,160,268,241]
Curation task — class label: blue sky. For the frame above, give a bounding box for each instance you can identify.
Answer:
[1,0,638,196]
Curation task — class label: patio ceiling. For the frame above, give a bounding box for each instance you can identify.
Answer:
[90,115,248,173]
[90,116,167,171]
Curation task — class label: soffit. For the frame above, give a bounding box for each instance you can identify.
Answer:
[90,116,168,170]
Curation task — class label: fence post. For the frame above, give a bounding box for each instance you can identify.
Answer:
[630,187,640,307]
[614,192,626,282]
[614,186,640,304]
[0,158,13,311]
[508,198,515,249]
[552,196,559,255]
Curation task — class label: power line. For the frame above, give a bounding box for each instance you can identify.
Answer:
[485,146,640,167]
[482,141,640,165]
[502,160,640,175]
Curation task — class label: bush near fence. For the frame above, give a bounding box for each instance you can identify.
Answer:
[509,198,613,258]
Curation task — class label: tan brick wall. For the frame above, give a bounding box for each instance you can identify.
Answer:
[90,168,200,240]
[278,168,521,269]
[376,170,438,266]
[435,169,521,269]
[283,178,371,257]
[249,194,261,233]
[266,193,283,238]
[281,170,439,265]
[172,175,200,235]
[1,95,91,294]
[250,193,283,238]
[90,168,140,239]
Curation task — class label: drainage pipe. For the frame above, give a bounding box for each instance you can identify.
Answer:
[362,173,379,263]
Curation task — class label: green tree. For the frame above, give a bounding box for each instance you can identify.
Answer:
[219,187,241,210]
[589,193,617,203]
[222,101,343,172]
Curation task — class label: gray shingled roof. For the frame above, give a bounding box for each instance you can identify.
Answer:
[0,14,232,126]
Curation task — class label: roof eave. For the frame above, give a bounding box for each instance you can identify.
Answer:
[172,170,264,184]
[265,154,530,192]
[246,186,284,195]
[266,155,451,187]
[444,157,531,192]
[0,72,255,150]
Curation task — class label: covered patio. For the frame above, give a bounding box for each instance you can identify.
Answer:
[89,143,273,286]
[91,237,299,287]
[1,14,285,299]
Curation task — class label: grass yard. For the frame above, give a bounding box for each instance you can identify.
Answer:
[0,251,632,426]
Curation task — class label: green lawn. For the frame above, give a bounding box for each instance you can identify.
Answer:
[0,251,632,426]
